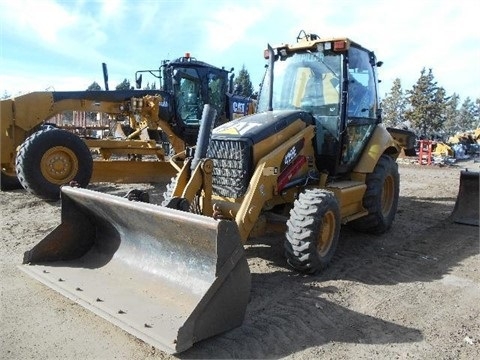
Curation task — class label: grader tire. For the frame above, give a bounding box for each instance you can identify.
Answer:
[16,128,93,201]
[284,188,341,274]
[1,170,22,190]
[349,154,399,234]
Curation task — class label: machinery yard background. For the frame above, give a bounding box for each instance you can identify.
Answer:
[1,158,479,359]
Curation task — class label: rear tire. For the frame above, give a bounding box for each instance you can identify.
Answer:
[284,189,341,274]
[349,154,399,234]
[16,128,93,201]
[1,170,22,190]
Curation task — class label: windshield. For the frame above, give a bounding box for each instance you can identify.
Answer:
[174,67,202,125]
[258,51,341,117]
[174,67,227,126]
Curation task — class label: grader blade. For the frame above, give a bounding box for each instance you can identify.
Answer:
[451,170,479,226]
[20,186,251,354]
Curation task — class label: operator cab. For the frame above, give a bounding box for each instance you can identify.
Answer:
[135,54,230,146]
[165,55,229,145]
[258,32,382,176]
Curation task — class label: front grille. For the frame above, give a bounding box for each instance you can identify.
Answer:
[207,139,251,198]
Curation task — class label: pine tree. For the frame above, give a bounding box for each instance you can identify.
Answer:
[116,79,131,90]
[405,68,447,138]
[443,93,461,135]
[143,82,157,90]
[458,97,477,131]
[233,65,254,97]
[381,78,407,128]
[86,81,102,91]
[430,86,448,138]
[475,98,480,128]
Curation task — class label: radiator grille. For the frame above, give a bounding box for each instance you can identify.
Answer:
[207,139,251,198]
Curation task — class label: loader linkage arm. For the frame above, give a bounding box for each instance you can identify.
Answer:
[164,157,214,217]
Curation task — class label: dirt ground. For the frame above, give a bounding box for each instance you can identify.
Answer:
[1,158,479,360]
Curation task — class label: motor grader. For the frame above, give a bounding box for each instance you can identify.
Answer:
[21,32,416,353]
[1,54,255,200]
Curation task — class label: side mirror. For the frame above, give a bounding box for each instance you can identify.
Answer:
[135,74,142,89]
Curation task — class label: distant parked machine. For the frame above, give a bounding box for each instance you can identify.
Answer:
[1,54,256,200]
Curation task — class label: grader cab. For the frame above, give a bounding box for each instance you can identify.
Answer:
[1,55,255,200]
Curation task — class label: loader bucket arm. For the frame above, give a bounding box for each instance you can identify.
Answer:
[451,170,479,226]
[386,127,417,154]
[20,186,251,354]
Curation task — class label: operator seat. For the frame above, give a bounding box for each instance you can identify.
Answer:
[301,76,325,107]
[347,79,370,117]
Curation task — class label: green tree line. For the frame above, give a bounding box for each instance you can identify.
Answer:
[381,67,479,139]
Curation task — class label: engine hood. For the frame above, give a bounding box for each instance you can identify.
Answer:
[212,110,314,144]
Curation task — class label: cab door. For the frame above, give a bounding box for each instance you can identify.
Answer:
[339,46,379,169]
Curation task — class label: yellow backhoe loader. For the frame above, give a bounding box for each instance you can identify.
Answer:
[21,32,416,353]
[1,55,256,200]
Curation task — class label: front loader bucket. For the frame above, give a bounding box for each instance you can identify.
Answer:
[451,170,479,226]
[20,186,251,354]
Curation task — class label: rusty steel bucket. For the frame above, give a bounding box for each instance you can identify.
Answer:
[20,186,251,354]
[451,170,479,226]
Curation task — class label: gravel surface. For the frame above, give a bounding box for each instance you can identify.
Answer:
[1,158,479,359]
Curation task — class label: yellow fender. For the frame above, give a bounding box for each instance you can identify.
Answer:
[353,124,400,174]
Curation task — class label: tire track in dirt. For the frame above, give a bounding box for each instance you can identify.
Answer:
[181,265,423,359]
[327,219,478,288]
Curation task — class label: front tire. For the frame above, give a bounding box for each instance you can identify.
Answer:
[349,154,399,234]
[161,176,177,207]
[284,189,341,274]
[161,176,193,212]
[16,128,93,201]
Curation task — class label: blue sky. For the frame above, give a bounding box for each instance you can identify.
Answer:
[1,0,479,102]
